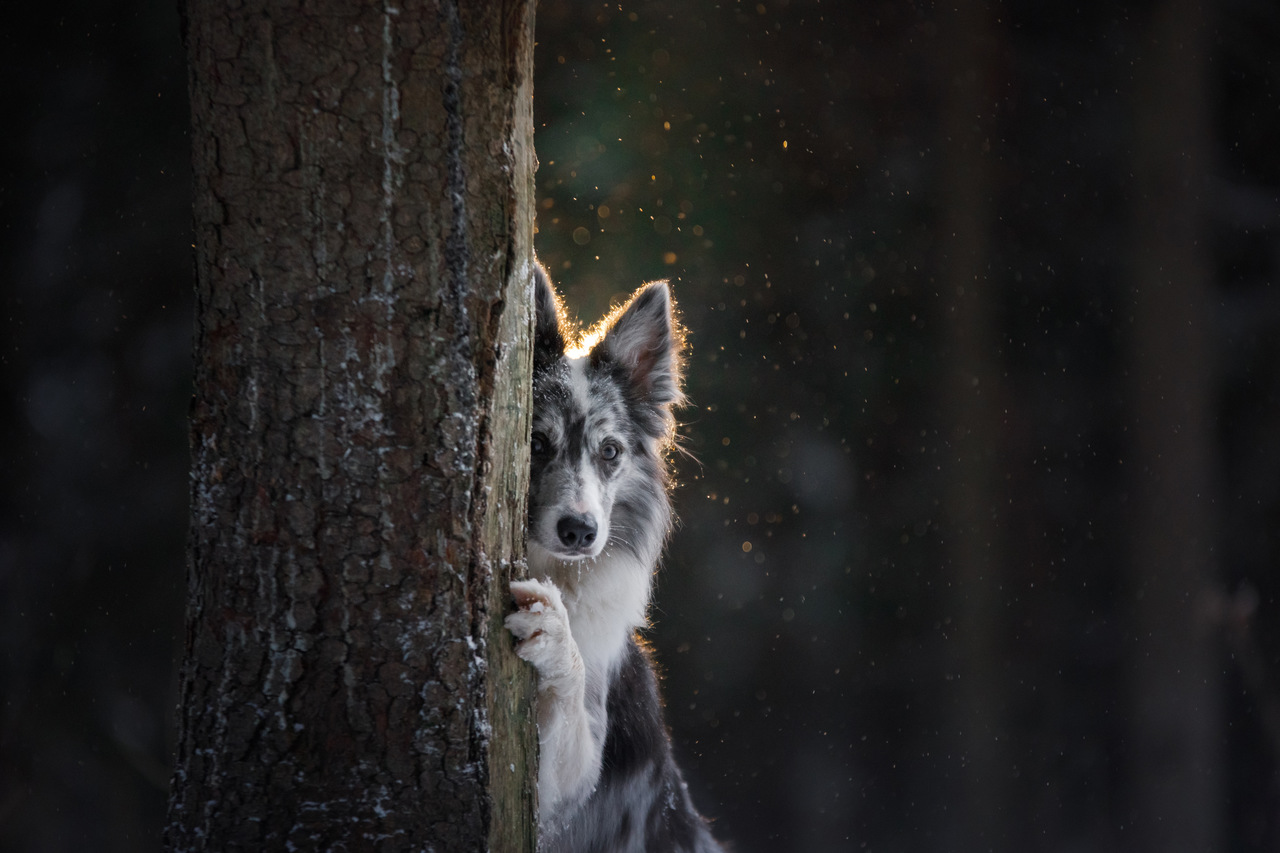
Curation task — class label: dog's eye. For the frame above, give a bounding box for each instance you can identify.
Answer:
[600,442,620,461]
[531,432,549,455]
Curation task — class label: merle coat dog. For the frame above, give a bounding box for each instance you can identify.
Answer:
[505,267,723,852]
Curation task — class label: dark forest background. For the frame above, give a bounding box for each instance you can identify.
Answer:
[3,0,1279,850]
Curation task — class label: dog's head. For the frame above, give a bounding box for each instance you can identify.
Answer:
[527,265,684,565]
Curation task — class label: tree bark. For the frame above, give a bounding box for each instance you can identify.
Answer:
[166,1,538,850]
[1125,1,1223,850]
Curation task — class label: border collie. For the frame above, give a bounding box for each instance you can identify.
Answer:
[505,266,724,852]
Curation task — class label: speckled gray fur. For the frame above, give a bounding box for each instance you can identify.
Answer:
[506,266,724,853]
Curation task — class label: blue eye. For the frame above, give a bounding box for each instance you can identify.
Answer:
[600,442,620,461]
[532,432,549,455]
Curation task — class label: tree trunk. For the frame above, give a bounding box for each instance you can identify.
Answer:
[935,2,1011,849]
[1125,1,1223,850]
[166,1,538,850]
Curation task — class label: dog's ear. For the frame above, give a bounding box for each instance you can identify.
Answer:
[533,263,566,366]
[592,281,684,406]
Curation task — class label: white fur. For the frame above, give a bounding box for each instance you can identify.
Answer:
[566,355,592,413]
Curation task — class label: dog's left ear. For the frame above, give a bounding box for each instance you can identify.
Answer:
[592,281,683,406]
[533,263,566,368]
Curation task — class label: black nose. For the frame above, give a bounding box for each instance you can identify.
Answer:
[556,515,598,549]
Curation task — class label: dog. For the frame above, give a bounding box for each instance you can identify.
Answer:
[505,265,724,852]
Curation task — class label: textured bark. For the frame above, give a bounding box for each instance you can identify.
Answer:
[166,1,538,850]
[935,3,1011,849]
[1125,1,1223,850]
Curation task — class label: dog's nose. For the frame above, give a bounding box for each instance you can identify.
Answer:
[556,515,598,549]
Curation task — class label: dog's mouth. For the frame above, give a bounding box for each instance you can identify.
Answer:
[531,530,609,563]
[533,538,605,562]
[550,550,596,562]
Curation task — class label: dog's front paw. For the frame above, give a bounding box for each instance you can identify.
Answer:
[506,579,581,686]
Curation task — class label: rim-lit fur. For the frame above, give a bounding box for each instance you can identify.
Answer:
[508,265,723,852]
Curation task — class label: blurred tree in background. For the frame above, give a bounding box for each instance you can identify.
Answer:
[1124,1,1222,850]
[3,0,1279,851]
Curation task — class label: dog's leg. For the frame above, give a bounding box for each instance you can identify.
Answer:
[506,578,603,825]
